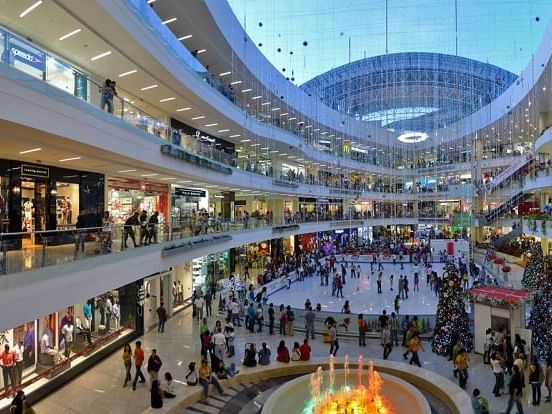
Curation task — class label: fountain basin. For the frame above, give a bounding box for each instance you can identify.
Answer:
[262,368,431,414]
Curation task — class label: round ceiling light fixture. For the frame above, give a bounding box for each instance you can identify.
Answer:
[396,131,429,143]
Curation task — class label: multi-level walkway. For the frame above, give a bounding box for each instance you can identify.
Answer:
[33,300,548,414]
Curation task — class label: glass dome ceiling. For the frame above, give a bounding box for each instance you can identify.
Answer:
[228,0,552,84]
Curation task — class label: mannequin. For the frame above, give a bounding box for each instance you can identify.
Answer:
[172,281,178,304]
[66,197,72,223]
[61,321,74,358]
[75,316,92,345]
[112,301,120,330]
[23,200,33,231]
[40,331,50,354]
[177,280,183,303]
[105,296,113,331]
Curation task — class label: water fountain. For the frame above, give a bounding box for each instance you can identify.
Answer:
[262,355,431,414]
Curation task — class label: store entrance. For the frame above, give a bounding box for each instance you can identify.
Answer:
[21,180,47,246]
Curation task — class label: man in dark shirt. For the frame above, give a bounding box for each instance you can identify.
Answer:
[123,212,139,248]
[503,364,524,414]
[378,310,389,329]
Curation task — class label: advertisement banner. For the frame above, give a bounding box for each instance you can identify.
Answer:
[9,37,45,72]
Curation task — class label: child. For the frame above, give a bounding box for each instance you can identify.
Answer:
[185,362,198,386]
[163,372,176,398]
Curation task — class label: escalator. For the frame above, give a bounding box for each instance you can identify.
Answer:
[484,192,530,224]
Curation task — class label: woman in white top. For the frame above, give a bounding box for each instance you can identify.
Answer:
[490,352,504,396]
[163,372,176,398]
[291,342,301,361]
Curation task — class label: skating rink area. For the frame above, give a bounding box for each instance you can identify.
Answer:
[268,260,446,316]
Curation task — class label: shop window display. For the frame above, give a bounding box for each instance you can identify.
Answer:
[55,182,79,227]
[0,282,137,400]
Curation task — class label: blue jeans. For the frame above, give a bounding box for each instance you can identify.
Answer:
[504,395,524,414]
[158,320,165,333]
[305,322,315,339]
[199,376,223,399]
[232,313,241,326]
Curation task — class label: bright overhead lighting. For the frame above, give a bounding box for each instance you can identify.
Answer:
[288,117,296,121]
[270,150,279,153]
[252,96,262,100]
[196,49,207,54]
[140,84,158,91]
[90,51,112,61]
[141,173,158,177]
[19,148,42,154]
[191,115,206,120]
[271,107,280,111]
[161,177,176,180]
[178,35,193,40]
[240,139,251,143]
[214,195,225,199]
[19,1,42,18]
[58,28,82,41]
[279,153,288,156]
[176,107,192,112]
[241,88,252,93]
[178,180,191,183]
[205,123,218,127]
[261,147,269,150]
[162,18,178,25]
[118,169,137,173]
[230,80,242,85]
[59,156,81,162]
[118,69,138,78]
[251,143,261,147]
[305,125,312,129]
[396,131,429,144]
[320,131,328,135]
[159,97,176,102]
[219,71,232,77]
[280,113,289,116]
[147,0,156,3]
[218,129,230,133]
[261,102,271,106]
[229,134,241,138]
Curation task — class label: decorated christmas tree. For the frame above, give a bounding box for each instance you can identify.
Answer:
[522,244,544,290]
[431,264,473,355]
[528,258,552,361]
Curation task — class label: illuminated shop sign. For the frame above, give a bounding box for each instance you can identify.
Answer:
[9,39,45,72]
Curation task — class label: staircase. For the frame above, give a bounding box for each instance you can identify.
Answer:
[492,226,522,250]
[484,192,529,224]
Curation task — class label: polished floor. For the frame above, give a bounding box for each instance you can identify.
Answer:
[269,261,445,315]
[31,300,550,414]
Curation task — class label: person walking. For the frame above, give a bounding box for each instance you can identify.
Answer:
[304,306,316,340]
[528,357,544,406]
[268,303,275,335]
[132,341,146,391]
[502,364,524,414]
[390,312,399,346]
[147,349,162,385]
[212,328,226,360]
[456,348,469,389]
[377,272,382,293]
[195,295,205,322]
[204,290,213,317]
[255,304,264,333]
[156,302,167,333]
[122,343,132,387]
[358,314,367,347]
[329,322,339,356]
[491,352,505,397]
[382,325,392,360]
[408,333,423,368]
[545,359,552,402]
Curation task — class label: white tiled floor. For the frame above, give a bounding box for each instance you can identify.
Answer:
[269,261,445,315]
[29,299,551,414]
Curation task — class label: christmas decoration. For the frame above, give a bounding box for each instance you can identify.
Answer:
[528,258,552,361]
[521,244,544,290]
[431,264,473,355]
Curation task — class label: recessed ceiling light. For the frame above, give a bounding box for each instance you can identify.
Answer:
[196,49,207,54]
[162,18,178,25]
[118,69,138,77]
[251,144,261,147]
[191,115,206,120]
[91,51,112,61]
[178,180,191,183]
[241,88,252,93]
[141,173,158,177]
[217,129,230,133]
[147,0,156,3]
[19,1,42,18]
[270,150,279,153]
[305,125,312,129]
[288,117,296,121]
[261,147,269,150]
[59,156,81,162]
[321,132,328,135]
[261,102,271,106]
[229,134,241,138]
[19,148,42,154]
[205,123,218,127]
[279,153,288,156]
[219,71,232,77]
[252,96,262,100]
[118,169,137,173]
[58,28,82,41]
[230,80,242,85]
[271,107,280,111]
[140,84,158,91]
[178,34,193,40]
[159,97,176,102]
[240,139,251,143]
[176,107,192,112]
[280,113,289,116]
[161,177,176,180]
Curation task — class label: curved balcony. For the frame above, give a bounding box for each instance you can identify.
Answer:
[535,125,552,153]
[523,170,552,192]
[522,216,552,238]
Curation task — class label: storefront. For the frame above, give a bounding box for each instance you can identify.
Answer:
[0,160,104,237]
[170,186,208,230]
[107,177,168,224]
[0,280,140,404]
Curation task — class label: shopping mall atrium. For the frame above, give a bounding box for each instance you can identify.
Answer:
[1,0,552,413]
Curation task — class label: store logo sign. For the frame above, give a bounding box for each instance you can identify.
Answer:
[10,43,45,71]
[21,164,49,178]
[175,187,206,197]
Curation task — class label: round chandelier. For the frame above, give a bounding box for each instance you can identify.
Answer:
[396,131,429,144]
